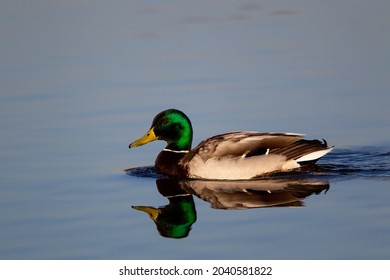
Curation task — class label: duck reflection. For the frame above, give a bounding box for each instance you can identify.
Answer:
[132,179,197,239]
[180,178,329,209]
[132,177,329,238]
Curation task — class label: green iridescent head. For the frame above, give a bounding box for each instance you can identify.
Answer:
[129,109,193,151]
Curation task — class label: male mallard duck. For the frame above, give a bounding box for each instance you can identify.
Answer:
[129,109,333,180]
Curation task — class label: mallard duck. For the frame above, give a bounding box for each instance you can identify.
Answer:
[129,109,333,180]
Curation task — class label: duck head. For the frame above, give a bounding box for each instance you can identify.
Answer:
[129,109,193,151]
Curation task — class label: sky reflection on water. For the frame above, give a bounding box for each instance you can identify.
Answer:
[1,1,390,260]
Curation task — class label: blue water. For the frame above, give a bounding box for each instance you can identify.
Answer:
[1,144,389,259]
[1,1,390,260]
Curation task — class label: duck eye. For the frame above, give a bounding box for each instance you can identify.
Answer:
[161,119,169,126]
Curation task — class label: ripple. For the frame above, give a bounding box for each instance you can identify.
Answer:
[124,166,163,178]
[319,147,390,180]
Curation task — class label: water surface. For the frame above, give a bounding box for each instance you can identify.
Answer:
[1,146,390,259]
[1,0,390,260]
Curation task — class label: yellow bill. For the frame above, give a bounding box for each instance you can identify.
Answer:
[129,127,157,148]
[132,206,160,221]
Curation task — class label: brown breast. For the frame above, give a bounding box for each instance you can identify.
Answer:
[155,150,188,177]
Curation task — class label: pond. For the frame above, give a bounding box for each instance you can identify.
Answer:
[1,0,389,260]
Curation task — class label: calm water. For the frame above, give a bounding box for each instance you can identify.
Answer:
[1,1,390,260]
[1,135,389,259]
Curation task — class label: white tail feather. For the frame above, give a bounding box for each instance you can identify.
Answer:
[296,147,334,163]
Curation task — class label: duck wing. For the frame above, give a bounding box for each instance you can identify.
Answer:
[184,131,305,162]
